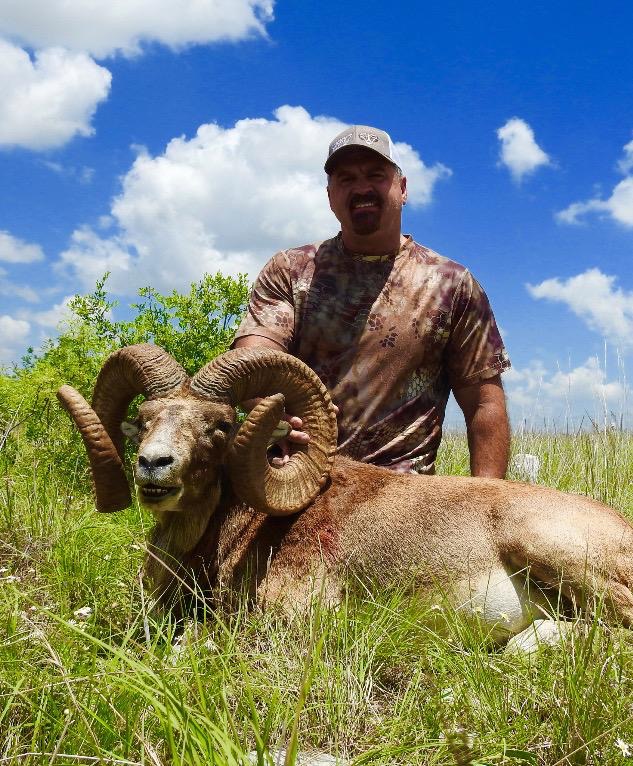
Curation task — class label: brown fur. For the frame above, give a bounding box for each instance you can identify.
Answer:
[136,414,633,631]
[127,392,633,630]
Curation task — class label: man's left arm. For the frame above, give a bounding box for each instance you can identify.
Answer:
[453,374,510,478]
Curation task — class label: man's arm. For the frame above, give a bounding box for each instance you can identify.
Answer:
[452,374,510,479]
[233,335,285,353]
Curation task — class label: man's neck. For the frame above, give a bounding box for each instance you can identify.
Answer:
[340,231,405,257]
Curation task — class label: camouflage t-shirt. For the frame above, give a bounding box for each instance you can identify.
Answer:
[234,234,511,473]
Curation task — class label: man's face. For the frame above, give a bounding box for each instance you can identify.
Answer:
[326,151,407,238]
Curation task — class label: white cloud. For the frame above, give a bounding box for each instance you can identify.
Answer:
[57,105,451,294]
[394,143,451,206]
[496,117,551,182]
[618,138,633,175]
[0,0,274,58]
[504,357,628,428]
[557,137,633,227]
[0,39,111,150]
[0,314,30,365]
[41,160,95,184]
[28,296,75,329]
[556,177,633,228]
[0,275,39,303]
[527,268,633,349]
[0,230,44,263]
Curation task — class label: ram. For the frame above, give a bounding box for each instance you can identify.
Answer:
[58,344,633,644]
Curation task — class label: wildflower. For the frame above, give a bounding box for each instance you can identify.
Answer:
[615,739,631,757]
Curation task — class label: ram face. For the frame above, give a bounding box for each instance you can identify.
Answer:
[123,396,236,512]
[57,344,338,517]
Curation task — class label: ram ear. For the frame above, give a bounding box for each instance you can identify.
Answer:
[121,421,140,443]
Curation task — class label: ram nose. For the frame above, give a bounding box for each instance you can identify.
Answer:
[138,453,174,470]
[137,443,176,478]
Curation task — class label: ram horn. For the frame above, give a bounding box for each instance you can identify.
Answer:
[190,347,337,515]
[92,344,188,459]
[58,344,188,512]
[57,385,131,513]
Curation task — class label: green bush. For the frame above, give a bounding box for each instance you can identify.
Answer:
[0,272,249,486]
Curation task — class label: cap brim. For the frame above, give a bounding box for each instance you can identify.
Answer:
[324,145,398,174]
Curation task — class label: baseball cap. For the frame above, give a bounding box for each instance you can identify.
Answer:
[324,125,400,173]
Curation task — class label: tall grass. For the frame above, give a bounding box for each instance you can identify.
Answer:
[1,419,633,764]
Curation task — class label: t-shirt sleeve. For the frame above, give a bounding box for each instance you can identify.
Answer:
[233,251,295,350]
[446,270,511,388]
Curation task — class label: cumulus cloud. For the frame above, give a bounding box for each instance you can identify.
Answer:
[504,357,628,428]
[557,137,633,227]
[0,39,111,150]
[527,268,633,349]
[28,296,75,329]
[0,230,44,263]
[556,178,633,228]
[496,117,551,182]
[0,269,39,303]
[0,0,274,58]
[618,138,633,175]
[57,105,451,294]
[0,314,30,365]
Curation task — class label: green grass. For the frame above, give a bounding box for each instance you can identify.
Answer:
[1,424,633,764]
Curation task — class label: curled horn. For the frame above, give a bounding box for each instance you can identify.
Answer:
[191,347,337,515]
[57,344,188,512]
[57,385,131,513]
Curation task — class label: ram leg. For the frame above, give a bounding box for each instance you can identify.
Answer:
[508,556,633,628]
[257,563,343,617]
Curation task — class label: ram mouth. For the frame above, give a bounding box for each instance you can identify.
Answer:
[138,483,181,503]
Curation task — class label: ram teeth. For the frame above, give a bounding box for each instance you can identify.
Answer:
[142,486,173,496]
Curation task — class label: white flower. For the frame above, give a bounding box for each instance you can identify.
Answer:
[615,738,631,757]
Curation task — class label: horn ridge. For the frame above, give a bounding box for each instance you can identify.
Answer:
[92,344,188,459]
[196,348,337,515]
[57,384,131,512]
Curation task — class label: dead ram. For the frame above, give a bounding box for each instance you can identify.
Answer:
[58,344,633,643]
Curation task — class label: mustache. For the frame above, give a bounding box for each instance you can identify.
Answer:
[349,193,382,208]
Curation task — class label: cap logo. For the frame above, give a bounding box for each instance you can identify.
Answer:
[358,131,380,144]
[329,134,353,153]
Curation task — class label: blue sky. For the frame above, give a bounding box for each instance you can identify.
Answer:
[0,1,631,427]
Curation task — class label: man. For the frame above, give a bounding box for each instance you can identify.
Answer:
[233,125,511,478]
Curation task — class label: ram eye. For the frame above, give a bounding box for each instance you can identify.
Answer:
[121,420,141,441]
[216,420,232,433]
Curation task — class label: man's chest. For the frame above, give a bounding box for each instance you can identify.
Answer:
[292,261,455,362]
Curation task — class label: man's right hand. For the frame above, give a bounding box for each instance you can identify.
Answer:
[268,406,339,467]
[268,415,310,467]
[232,335,338,466]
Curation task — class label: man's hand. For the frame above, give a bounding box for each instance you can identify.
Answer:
[268,408,338,467]
[232,335,338,466]
[453,375,510,478]
[268,415,309,466]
